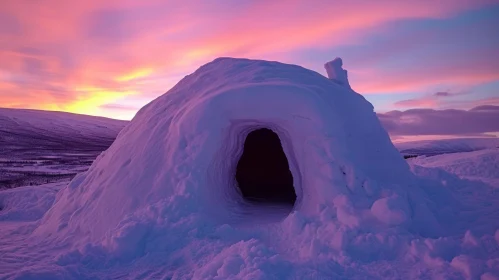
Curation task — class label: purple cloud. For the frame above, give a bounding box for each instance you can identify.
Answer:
[471,105,499,111]
[0,12,22,35]
[391,90,478,110]
[85,9,139,43]
[378,105,499,136]
[434,91,451,97]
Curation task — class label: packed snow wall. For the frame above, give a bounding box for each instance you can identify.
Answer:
[36,57,437,246]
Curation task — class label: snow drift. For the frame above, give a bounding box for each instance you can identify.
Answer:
[7,57,495,279]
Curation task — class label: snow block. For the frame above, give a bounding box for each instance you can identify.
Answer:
[324,57,351,88]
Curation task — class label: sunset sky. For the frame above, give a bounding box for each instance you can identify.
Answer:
[1,0,498,134]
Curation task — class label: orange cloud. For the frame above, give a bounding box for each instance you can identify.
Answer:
[115,68,153,82]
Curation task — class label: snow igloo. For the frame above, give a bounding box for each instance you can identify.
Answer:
[38,57,432,244]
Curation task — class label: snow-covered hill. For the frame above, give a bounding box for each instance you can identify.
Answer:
[0,108,128,188]
[409,148,499,187]
[395,138,499,156]
[0,108,128,157]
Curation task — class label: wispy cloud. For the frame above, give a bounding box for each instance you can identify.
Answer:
[390,89,498,110]
[378,105,499,139]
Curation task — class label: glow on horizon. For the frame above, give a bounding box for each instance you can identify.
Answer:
[65,87,138,116]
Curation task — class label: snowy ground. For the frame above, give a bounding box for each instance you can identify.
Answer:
[395,138,499,157]
[0,153,99,189]
[409,148,499,187]
[0,148,498,279]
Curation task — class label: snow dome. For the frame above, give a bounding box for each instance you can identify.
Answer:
[37,57,434,247]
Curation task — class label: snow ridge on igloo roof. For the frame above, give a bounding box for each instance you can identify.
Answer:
[135,57,360,119]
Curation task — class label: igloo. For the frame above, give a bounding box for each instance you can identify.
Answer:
[37,57,437,247]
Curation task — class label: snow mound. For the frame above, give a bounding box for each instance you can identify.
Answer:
[0,183,64,222]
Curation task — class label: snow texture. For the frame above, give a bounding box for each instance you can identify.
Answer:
[0,57,498,279]
[0,183,65,221]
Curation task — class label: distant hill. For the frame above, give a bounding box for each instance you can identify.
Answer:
[0,108,128,158]
[407,147,499,187]
[395,138,499,157]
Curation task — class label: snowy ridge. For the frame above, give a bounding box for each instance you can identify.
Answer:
[0,108,128,156]
[396,137,499,156]
[409,148,499,187]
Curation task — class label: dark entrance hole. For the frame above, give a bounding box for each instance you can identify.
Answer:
[235,128,296,205]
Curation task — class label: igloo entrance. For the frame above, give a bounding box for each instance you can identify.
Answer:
[235,128,296,206]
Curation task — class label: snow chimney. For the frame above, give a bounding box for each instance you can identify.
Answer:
[324,57,351,89]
